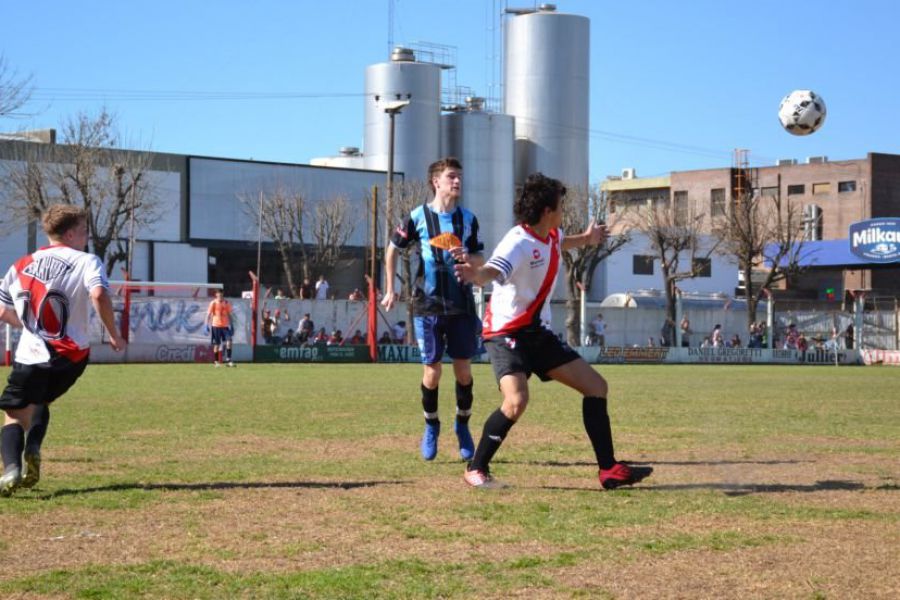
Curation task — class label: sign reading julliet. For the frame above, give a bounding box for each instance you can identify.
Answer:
[849,218,900,262]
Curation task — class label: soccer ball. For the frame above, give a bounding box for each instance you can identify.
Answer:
[778,90,826,136]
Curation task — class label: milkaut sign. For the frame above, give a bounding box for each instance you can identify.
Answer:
[849,218,900,262]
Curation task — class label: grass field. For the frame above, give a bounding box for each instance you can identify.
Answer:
[0,363,897,599]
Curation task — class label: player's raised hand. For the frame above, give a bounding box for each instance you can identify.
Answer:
[583,220,608,246]
[448,245,469,263]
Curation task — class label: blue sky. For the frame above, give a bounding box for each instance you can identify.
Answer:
[3,0,899,180]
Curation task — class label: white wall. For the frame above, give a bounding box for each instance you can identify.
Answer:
[153,243,208,283]
[601,233,736,298]
[189,158,383,246]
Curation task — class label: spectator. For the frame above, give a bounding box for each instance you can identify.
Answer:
[378,331,393,344]
[797,331,809,352]
[348,288,364,302]
[312,327,329,345]
[660,317,675,347]
[297,313,314,344]
[392,320,407,344]
[273,308,291,344]
[845,323,854,349]
[261,309,276,344]
[783,323,800,350]
[315,274,329,300]
[700,336,712,348]
[747,322,759,348]
[327,329,344,346]
[679,316,692,347]
[298,277,315,300]
[587,313,606,347]
[729,333,742,348]
[282,329,296,346]
[348,329,365,344]
[274,288,288,300]
[711,324,724,348]
[757,321,768,348]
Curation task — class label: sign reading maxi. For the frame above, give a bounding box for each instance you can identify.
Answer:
[849,218,900,263]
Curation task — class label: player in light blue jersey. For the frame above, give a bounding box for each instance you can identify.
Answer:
[382,157,485,461]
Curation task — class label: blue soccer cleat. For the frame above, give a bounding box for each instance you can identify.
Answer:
[455,421,475,461]
[420,421,440,461]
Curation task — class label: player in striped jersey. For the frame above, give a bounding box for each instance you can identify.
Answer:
[0,205,125,496]
[454,173,653,490]
[382,157,484,462]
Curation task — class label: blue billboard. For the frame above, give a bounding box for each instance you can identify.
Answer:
[849,218,900,263]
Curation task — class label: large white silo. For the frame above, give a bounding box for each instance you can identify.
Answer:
[441,98,516,255]
[364,47,442,184]
[504,5,590,192]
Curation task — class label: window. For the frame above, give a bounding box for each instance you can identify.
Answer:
[633,255,654,275]
[787,184,805,195]
[692,257,712,277]
[812,182,832,195]
[673,191,688,225]
[803,204,823,240]
[710,188,726,218]
[838,180,857,193]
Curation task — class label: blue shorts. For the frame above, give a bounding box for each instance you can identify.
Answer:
[414,313,482,365]
[211,326,233,345]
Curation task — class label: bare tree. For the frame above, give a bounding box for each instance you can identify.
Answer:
[3,108,159,274]
[310,194,357,275]
[561,184,631,346]
[241,186,308,294]
[714,182,807,328]
[0,54,33,118]
[627,193,718,326]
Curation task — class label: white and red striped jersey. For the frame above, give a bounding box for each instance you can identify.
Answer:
[0,244,108,365]
[482,224,564,338]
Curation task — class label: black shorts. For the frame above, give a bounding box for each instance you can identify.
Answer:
[211,326,233,345]
[0,357,89,411]
[485,327,581,383]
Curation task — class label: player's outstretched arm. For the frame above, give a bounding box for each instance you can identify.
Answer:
[91,286,126,351]
[561,221,608,251]
[454,262,501,287]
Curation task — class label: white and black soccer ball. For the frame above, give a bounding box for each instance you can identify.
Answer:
[778,90,826,136]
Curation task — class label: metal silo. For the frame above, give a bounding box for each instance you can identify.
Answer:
[441,98,515,255]
[364,47,442,184]
[504,5,590,192]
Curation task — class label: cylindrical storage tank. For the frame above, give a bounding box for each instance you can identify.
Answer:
[441,100,516,255]
[364,48,442,184]
[504,6,589,192]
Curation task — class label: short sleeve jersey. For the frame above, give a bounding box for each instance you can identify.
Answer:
[0,244,108,365]
[482,224,563,338]
[390,204,484,316]
[207,299,232,328]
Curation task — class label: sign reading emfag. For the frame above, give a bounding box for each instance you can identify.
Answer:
[849,218,900,262]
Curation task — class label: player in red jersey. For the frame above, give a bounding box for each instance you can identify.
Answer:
[454,173,653,490]
[0,205,125,496]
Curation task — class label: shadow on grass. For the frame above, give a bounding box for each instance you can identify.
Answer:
[540,479,873,496]
[34,479,411,500]
[495,458,811,468]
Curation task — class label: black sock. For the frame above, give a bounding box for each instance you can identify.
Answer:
[1,424,25,471]
[25,404,50,455]
[225,346,233,361]
[583,396,616,470]
[421,384,439,424]
[469,409,516,472]
[455,380,473,425]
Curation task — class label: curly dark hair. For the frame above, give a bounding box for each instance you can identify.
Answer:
[514,173,566,225]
